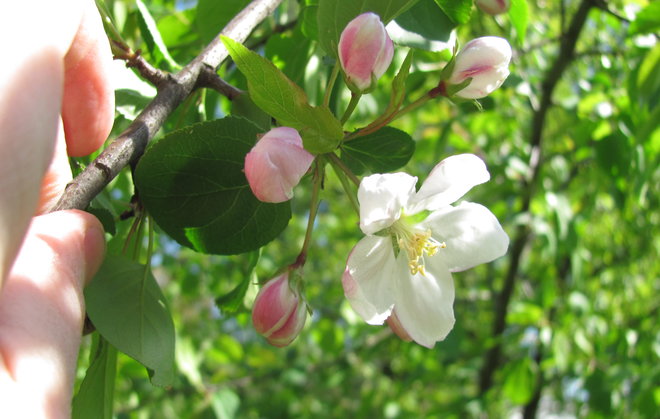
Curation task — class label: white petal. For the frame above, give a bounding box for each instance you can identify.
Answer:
[408,154,490,213]
[393,253,455,348]
[422,201,509,272]
[358,173,418,235]
[343,235,397,324]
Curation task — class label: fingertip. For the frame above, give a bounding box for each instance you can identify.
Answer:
[62,0,115,157]
[81,211,106,283]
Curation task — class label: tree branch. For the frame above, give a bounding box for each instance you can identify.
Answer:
[52,0,283,212]
[478,0,595,395]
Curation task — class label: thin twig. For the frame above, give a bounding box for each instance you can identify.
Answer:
[52,0,284,212]
[195,65,244,99]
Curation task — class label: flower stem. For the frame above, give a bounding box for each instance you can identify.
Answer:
[340,92,362,126]
[323,62,340,108]
[346,91,434,141]
[294,159,324,268]
[390,92,433,122]
[326,152,360,214]
[326,152,360,186]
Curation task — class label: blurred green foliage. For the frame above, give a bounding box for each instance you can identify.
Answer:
[77,0,659,417]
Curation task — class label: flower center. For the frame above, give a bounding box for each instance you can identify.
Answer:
[391,222,446,276]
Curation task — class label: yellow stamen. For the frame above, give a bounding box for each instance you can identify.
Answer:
[397,229,446,276]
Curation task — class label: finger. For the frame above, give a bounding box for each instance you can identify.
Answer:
[62,0,115,157]
[0,0,85,283]
[0,210,105,417]
[36,120,72,214]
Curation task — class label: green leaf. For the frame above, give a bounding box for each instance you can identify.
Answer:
[629,2,660,36]
[222,36,343,154]
[317,0,420,56]
[215,251,260,313]
[134,117,292,255]
[502,358,536,405]
[72,336,117,419]
[196,0,249,44]
[85,255,175,387]
[391,0,455,51]
[341,127,415,175]
[509,0,529,45]
[135,0,180,69]
[432,0,472,24]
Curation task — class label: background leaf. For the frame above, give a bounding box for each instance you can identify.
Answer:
[134,117,292,255]
[85,255,175,387]
[215,251,260,313]
[509,0,529,45]
[135,0,180,69]
[628,2,660,36]
[196,0,250,44]
[502,358,536,405]
[432,0,472,25]
[390,0,456,50]
[316,0,420,56]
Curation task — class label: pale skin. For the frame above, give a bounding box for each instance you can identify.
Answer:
[0,0,114,417]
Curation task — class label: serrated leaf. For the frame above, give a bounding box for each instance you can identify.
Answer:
[433,0,472,24]
[509,0,529,45]
[135,0,180,69]
[85,255,175,387]
[222,36,342,154]
[72,336,117,419]
[317,0,420,56]
[134,117,292,255]
[341,127,415,175]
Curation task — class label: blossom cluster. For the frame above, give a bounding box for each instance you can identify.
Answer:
[245,12,512,347]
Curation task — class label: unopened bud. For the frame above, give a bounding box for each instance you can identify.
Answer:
[476,0,511,15]
[447,36,512,99]
[252,273,307,347]
[244,127,314,203]
[338,12,394,92]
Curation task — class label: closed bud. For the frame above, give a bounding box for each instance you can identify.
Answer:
[476,0,511,15]
[244,127,314,203]
[252,273,307,347]
[447,36,512,99]
[338,12,394,92]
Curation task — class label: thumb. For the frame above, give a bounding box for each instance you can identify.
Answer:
[0,210,105,418]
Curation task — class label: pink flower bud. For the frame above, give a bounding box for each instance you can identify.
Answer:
[448,36,512,99]
[252,273,307,347]
[338,12,394,92]
[244,127,314,203]
[476,0,511,15]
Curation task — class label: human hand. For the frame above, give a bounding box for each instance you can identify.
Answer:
[0,0,114,416]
